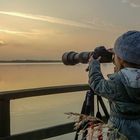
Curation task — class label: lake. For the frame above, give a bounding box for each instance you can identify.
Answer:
[0,63,113,139]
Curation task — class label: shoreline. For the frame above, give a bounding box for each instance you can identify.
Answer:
[0,60,62,63]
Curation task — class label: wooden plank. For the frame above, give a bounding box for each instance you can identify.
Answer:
[0,84,89,100]
[0,122,75,140]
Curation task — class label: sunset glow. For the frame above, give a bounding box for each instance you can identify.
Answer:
[0,0,139,60]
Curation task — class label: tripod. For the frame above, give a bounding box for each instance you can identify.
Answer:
[74,89,109,140]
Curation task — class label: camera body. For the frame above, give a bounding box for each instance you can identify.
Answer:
[62,46,113,65]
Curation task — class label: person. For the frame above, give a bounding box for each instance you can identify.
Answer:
[88,30,140,140]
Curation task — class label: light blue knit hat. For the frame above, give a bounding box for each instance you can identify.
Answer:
[114,30,140,65]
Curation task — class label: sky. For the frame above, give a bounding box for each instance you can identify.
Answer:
[0,0,139,60]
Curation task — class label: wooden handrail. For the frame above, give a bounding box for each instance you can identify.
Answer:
[0,84,109,139]
[0,84,89,100]
[0,84,89,139]
[0,122,75,140]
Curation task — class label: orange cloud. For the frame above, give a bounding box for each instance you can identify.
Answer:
[0,29,40,37]
[0,11,94,29]
[0,40,6,47]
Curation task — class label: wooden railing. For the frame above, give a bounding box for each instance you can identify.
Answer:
[0,84,109,140]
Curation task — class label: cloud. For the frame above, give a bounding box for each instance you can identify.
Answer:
[0,11,95,29]
[130,3,140,8]
[0,29,40,37]
[85,18,124,32]
[121,0,129,3]
[0,11,126,33]
[0,40,6,47]
[0,29,28,34]
[121,0,140,8]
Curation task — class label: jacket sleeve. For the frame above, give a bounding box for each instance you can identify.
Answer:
[88,60,120,100]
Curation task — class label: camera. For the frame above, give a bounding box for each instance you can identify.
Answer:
[62,46,113,65]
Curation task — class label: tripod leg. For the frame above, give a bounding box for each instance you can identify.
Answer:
[74,90,94,140]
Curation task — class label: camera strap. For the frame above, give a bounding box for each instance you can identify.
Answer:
[96,96,102,120]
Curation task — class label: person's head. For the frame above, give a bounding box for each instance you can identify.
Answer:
[113,30,140,71]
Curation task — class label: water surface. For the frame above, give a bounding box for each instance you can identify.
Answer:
[0,63,113,139]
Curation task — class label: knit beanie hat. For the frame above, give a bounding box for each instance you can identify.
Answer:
[114,30,140,65]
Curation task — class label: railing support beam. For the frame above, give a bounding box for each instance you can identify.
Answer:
[0,99,10,137]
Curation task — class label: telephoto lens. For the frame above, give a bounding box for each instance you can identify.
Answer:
[62,46,113,65]
[62,51,90,65]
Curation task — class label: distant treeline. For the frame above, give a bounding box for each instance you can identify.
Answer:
[0,60,62,63]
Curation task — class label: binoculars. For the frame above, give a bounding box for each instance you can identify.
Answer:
[62,46,113,65]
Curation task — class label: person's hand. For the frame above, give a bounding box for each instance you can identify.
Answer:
[85,55,101,72]
[107,48,114,53]
[88,55,101,63]
[88,54,94,63]
[114,66,118,72]
[85,54,92,72]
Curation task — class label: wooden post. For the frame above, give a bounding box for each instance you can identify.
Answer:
[0,99,10,137]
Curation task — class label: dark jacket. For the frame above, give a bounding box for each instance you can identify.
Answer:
[88,60,140,140]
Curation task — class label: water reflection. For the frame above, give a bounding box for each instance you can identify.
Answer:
[0,63,114,91]
[0,63,87,91]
